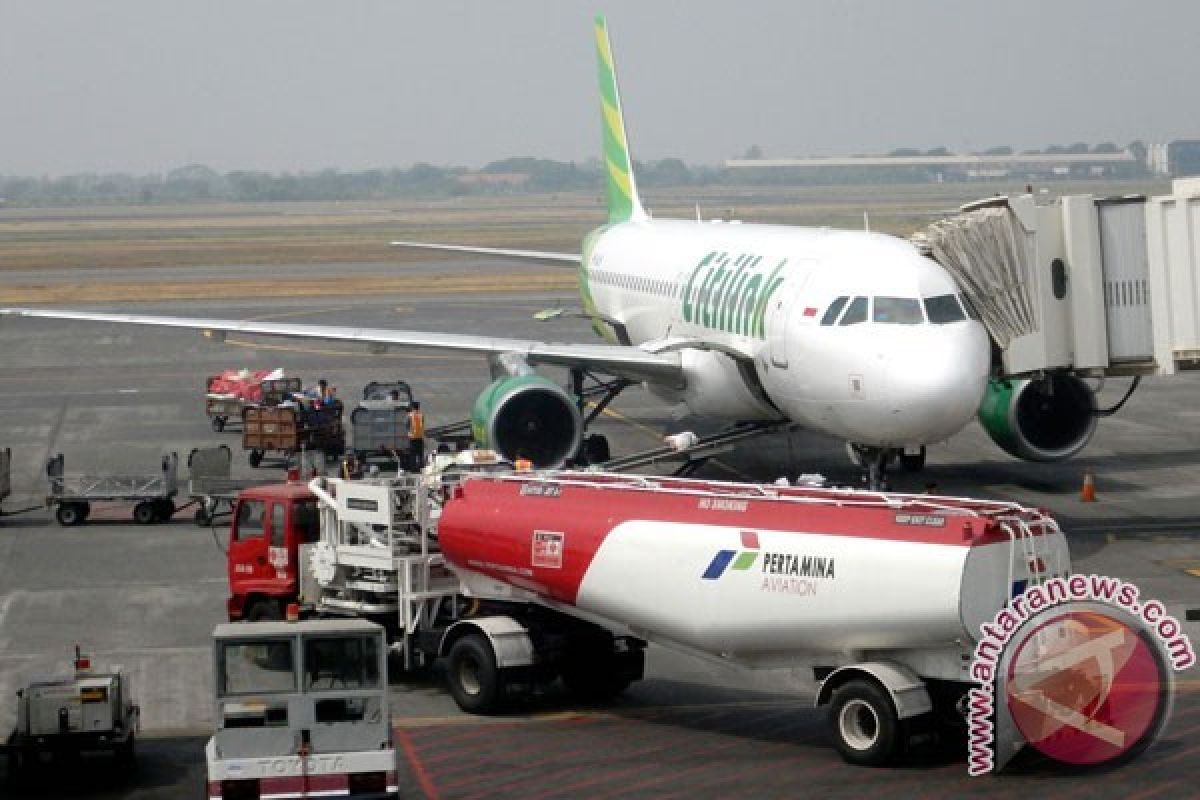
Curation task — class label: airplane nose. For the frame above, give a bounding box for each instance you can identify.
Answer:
[882,321,990,443]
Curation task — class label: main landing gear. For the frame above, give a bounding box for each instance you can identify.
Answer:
[568,368,631,467]
[847,444,926,490]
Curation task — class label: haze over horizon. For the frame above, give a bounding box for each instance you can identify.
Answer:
[3,1,1198,177]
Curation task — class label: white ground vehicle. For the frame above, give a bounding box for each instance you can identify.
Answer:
[5,648,139,775]
[204,619,397,799]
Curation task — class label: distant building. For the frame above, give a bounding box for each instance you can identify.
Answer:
[724,152,1137,182]
[1148,140,1200,177]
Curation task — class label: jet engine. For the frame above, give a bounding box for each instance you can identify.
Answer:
[977,374,1097,462]
[471,373,582,467]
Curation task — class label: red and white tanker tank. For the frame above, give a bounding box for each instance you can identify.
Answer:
[436,472,1070,668]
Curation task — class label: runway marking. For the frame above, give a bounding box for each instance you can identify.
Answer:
[393,697,810,729]
[117,388,139,394]
[243,305,353,321]
[397,728,441,800]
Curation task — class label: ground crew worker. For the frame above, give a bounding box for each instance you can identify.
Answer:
[407,401,425,469]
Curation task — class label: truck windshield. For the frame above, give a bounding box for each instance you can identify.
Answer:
[304,636,380,691]
[219,640,295,696]
[294,500,319,544]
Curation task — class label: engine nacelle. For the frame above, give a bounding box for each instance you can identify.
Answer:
[977,375,1097,462]
[471,374,582,467]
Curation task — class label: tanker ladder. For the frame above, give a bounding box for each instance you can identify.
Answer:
[601,421,796,476]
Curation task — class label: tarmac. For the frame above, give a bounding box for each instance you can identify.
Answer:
[0,269,1197,798]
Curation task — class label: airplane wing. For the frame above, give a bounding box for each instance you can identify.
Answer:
[0,307,681,385]
[390,241,581,264]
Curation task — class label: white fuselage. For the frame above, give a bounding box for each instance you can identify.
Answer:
[584,219,991,448]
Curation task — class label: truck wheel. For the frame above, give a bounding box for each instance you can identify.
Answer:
[829,679,900,766]
[133,501,158,525]
[154,499,174,523]
[211,416,226,433]
[248,450,264,468]
[446,634,503,714]
[56,503,85,526]
[246,599,283,622]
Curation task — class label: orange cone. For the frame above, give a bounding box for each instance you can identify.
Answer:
[1080,470,1097,502]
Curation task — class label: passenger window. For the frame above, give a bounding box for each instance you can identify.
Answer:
[236,500,265,541]
[839,296,868,325]
[270,504,285,547]
[873,297,924,324]
[820,296,849,326]
[924,294,966,323]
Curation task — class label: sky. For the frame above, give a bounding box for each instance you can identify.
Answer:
[3,1,1200,176]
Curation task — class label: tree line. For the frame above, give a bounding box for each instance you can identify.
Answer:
[0,141,1152,207]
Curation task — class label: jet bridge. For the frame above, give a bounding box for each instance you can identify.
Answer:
[921,177,1200,378]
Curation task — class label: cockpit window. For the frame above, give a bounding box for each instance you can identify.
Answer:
[839,296,869,326]
[820,296,849,326]
[873,297,923,324]
[958,293,981,320]
[924,294,966,324]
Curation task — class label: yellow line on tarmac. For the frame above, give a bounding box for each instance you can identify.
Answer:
[244,306,354,321]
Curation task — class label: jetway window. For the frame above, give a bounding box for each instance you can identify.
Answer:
[958,293,981,320]
[839,296,869,326]
[873,297,923,324]
[924,294,966,324]
[821,296,849,325]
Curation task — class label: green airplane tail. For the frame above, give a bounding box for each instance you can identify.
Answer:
[594,15,647,224]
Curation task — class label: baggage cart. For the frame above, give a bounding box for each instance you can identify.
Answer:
[206,375,302,433]
[186,446,283,526]
[350,381,414,464]
[45,452,179,526]
[242,405,344,468]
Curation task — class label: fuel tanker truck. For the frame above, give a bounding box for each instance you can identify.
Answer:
[434,472,1070,766]
[224,470,1069,767]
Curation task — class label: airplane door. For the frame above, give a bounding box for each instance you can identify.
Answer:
[768,272,810,369]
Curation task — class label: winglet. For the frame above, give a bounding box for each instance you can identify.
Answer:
[595,15,648,224]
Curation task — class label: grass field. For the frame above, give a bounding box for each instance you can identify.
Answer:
[0,179,1168,304]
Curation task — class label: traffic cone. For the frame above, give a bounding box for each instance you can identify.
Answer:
[1080,470,1097,502]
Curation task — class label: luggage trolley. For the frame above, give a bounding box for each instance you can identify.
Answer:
[206,376,302,433]
[46,452,179,526]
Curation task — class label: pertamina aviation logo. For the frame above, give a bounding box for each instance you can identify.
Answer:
[701,531,835,595]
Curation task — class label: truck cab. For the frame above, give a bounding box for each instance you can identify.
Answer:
[226,482,319,622]
[205,618,397,799]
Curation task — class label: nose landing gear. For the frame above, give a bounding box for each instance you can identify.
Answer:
[846,444,926,490]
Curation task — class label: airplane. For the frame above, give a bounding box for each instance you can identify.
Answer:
[0,16,1104,488]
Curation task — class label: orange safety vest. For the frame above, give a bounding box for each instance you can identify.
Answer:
[408,409,425,439]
